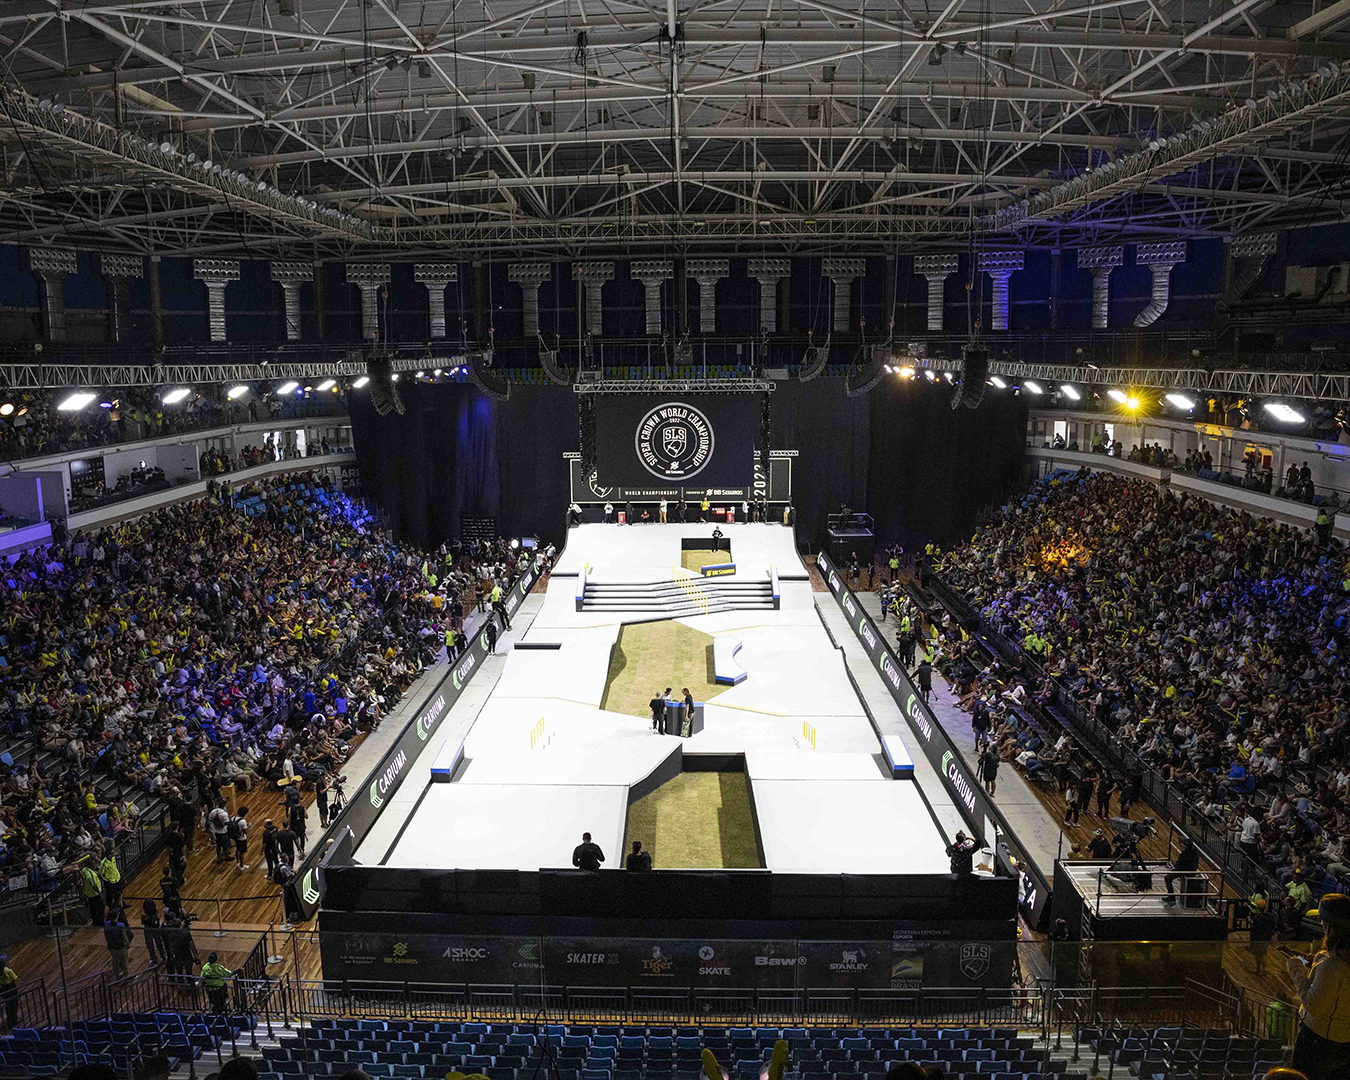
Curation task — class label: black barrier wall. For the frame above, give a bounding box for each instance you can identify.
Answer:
[813,549,1051,927]
[317,923,1016,991]
[289,551,548,920]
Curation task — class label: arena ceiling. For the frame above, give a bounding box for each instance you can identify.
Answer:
[3,1,1350,258]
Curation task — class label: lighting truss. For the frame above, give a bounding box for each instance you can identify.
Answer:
[573,379,776,394]
[920,360,1350,401]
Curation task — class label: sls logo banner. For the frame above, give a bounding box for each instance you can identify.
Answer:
[636,402,715,480]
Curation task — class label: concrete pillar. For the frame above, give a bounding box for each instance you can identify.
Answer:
[99,253,143,344]
[270,261,313,342]
[345,263,390,341]
[1133,241,1187,328]
[1078,246,1124,329]
[630,260,673,334]
[573,262,616,337]
[149,256,164,349]
[29,248,76,343]
[822,257,865,333]
[414,263,458,339]
[508,263,552,338]
[193,259,241,342]
[977,251,1024,331]
[748,259,790,333]
[687,258,730,334]
[914,254,958,331]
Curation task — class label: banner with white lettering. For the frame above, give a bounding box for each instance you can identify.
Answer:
[290,553,548,920]
[814,549,1051,928]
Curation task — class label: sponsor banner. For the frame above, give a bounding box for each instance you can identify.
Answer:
[596,395,758,487]
[700,562,736,578]
[568,454,791,504]
[317,925,1012,989]
[290,553,547,920]
[814,550,1051,929]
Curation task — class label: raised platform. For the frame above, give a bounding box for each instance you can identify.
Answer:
[363,525,944,878]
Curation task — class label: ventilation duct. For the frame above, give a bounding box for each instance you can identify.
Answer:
[1133,242,1187,328]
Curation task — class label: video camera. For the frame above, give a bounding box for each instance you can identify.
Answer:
[1110,816,1154,841]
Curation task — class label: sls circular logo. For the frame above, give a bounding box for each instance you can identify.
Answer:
[635,402,715,480]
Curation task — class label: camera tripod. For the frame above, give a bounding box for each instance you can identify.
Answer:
[1105,837,1153,892]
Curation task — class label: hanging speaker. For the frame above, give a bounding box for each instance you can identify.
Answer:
[466,349,511,401]
[845,344,888,397]
[799,341,828,382]
[951,342,988,410]
[539,337,572,385]
[367,352,404,416]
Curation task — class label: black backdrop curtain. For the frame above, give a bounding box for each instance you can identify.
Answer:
[351,379,1024,553]
[765,380,872,547]
[350,383,577,548]
[864,380,1028,551]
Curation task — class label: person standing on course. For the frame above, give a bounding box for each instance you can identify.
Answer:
[649,691,666,735]
[659,497,668,523]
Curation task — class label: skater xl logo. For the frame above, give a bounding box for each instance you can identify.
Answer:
[941,750,977,815]
[635,402,715,481]
[415,694,448,741]
[369,749,408,809]
[567,952,619,965]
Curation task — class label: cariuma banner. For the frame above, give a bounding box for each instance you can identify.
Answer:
[288,552,547,921]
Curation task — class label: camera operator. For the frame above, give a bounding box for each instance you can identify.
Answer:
[946,830,980,877]
[1164,837,1201,906]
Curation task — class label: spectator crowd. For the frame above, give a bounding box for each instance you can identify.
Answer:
[932,468,1350,921]
[0,474,534,911]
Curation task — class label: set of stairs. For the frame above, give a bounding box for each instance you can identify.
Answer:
[581,576,777,617]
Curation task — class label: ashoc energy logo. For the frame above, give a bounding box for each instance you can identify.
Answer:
[941,750,977,814]
[443,946,490,962]
[697,945,731,977]
[635,402,715,481]
[369,749,408,809]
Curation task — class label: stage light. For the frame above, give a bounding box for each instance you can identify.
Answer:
[58,392,96,412]
[510,539,520,550]
[433,369,442,377]
[391,373,400,381]
[227,384,249,399]
[924,369,936,381]
[317,379,336,391]
[351,376,370,388]
[161,388,190,404]
[1023,380,1044,395]
[99,401,112,409]
[1107,389,1127,404]
[301,385,312,394]
[1264,402,1305,423]
[1125,395,1140,410]
[277,381,299,394]
[989,376,1006,389]
[1166,393,1196,410]
[899,366,915,379]
[1059,384,1081,401]
[0,403,11,416]
[414,370,424,378]
[943,371,954,382]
